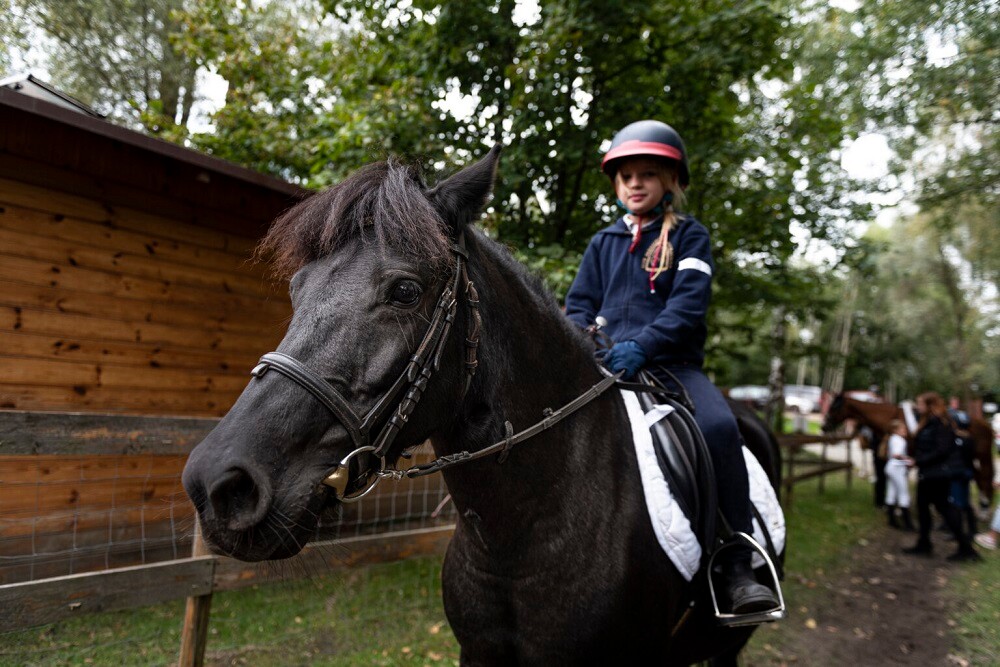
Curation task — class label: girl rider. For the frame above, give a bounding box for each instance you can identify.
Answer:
[565,120,779,615]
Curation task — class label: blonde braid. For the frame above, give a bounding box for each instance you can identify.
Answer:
[648,170,686,281]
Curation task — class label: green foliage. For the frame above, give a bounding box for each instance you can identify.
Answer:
[837,214,1000,399]
[511,242,583,303]
[170,0,860,376]
[816,0,999,274]
[0,0,29,73]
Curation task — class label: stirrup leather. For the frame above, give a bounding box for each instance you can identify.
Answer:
[707,532,786,627]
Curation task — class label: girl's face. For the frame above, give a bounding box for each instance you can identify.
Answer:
[615,158,670,216]
[915,397,927,415]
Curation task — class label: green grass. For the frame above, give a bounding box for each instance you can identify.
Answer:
[0,557,459,666]
[780,413,824,435]
[948,536,1000,665]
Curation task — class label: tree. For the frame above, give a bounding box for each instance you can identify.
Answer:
[181,1,858,352]
[16,0,198,134]
[829,216,999,399]
[0,0,29,74]
[803,0,998,271]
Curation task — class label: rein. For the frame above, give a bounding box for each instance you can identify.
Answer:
[395,370,623,478]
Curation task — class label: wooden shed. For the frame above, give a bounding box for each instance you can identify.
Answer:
[0,83,306,583]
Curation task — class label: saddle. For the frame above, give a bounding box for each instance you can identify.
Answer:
[619,368,786,627]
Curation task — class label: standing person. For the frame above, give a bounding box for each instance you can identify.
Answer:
[883,419,914,530]
[903,392,980,561]
[946,403,978,539]
[564,120,779,615]
[973,494,1000,550]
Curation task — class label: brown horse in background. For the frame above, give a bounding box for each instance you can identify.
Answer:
[823,394,995,511]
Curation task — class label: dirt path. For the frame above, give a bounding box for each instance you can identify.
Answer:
[751,522,970,666]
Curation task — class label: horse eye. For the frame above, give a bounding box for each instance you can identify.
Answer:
[390,280,422,306]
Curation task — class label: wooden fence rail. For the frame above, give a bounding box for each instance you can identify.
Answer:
[0,525,455,635]
[775,432,854,508]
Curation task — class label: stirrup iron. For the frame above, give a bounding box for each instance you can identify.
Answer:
[707,531,786,627]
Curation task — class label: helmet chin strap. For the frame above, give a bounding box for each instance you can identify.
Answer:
[616,191,674,218]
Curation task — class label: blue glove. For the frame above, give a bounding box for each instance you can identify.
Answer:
[603,340,646,380]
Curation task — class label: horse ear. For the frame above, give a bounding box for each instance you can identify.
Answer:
[428,145,501,235]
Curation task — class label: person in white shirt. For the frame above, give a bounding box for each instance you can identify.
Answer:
[884,419,914,530]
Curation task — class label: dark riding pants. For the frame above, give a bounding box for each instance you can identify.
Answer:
[650,366,753,536]
[916,477,969,548]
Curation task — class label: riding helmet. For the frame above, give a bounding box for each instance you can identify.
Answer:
[601,120,689,187]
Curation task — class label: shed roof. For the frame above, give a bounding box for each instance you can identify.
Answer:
[0,81,309,238]
[0,72,103,117]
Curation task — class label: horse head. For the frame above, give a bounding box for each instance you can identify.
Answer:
[821,392,847,433]
[182,148,500,560]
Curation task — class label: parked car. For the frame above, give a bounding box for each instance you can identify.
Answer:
[784,384,822,414]
[727,385,770,410]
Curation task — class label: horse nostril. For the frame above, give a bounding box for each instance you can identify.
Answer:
[208,467,272,532]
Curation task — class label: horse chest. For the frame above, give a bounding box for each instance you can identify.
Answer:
[443,526,678,661]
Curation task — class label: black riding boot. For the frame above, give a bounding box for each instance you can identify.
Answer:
[722,555,779,614]
[886,505,900,529]
[964,506,978,540]
[903,538,932,556]
[900,507,915,531]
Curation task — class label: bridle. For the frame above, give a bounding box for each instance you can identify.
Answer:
[248,230,624,503]
[249,233,482,502]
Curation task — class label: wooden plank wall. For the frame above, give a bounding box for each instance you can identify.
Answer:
[0,176,291,417]
[0,170,291,585]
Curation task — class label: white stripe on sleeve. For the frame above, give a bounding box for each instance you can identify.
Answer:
[677,257,712,276]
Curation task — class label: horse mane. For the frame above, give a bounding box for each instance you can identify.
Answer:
[258,158,453,279]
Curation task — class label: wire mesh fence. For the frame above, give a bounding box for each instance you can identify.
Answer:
[0,443,456,586]
[0,429,460,666]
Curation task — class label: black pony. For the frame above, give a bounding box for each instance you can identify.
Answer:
[183,148,783,665]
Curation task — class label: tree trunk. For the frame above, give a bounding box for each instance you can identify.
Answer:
[766,309,786,434]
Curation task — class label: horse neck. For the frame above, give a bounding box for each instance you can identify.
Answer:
[434,234,628,549]
[847,400,901,433]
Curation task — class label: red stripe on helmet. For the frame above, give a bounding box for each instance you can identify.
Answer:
[601,140,683,171]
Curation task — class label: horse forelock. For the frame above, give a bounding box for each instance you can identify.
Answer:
[258,158,453,279]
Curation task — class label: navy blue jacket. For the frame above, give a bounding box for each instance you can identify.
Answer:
[565,214,713,367]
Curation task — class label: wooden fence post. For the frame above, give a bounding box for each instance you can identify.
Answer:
[818,440,829,493]
[844,437,853,489]
[783,441,796,510]
[178,519,214,667]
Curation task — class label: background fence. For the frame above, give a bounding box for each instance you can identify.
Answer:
[0,410,456,662]
[776,432,854,508]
